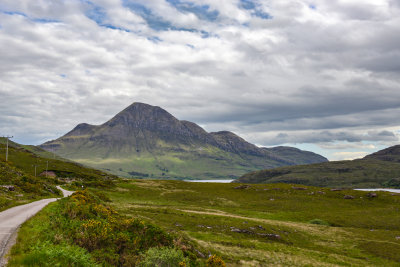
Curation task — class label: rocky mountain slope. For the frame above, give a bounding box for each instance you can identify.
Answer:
[364,145,400,163]
[236,145,400,188]
[41,103,327,179]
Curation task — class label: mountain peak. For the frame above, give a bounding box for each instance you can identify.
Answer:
[105,102,179,129]
[123,102,162,112]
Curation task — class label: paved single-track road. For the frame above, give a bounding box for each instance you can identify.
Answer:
[0,186,74,266]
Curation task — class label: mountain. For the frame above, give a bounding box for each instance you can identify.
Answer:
[235,145,400,188]
[40,102,327,179]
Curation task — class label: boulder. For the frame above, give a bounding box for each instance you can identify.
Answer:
[1,185,15,191]
[292,186,307,190]
[366,192,377,198]
[234,185,251,190]
[257,233,281,240]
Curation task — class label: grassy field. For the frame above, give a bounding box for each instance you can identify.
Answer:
[96,180,400,266]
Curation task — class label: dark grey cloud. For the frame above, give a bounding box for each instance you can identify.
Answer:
[239,128,399,148]
[271,130,399,145]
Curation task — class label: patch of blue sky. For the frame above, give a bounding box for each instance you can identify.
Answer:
[122,1,215,37]
[147,36,162,43]
[167,27,214,39]
[59,74,67,78]
[102,24,130,32]
[200,30,211,38]
[166,0,219,21]
[309,4,316,10]
[122,1,174,31]
[85,4,106,24]
[238,0,272,20]
[33,18,60,23]
[2,10,61,24]
[253,10,272,19]
[1,10,27,17]
[84,2,131,32]
[239,0,256,10]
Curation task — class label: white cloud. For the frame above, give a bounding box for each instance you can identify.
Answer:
[0,0,399,161]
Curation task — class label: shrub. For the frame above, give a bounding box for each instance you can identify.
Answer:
[140,247,189,267]
[206,255,226,267]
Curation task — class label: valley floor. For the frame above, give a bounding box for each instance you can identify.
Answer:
[102,180,400,266]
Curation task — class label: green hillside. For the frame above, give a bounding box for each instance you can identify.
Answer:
[236,145,400,188]
[62,145,306,180]
[0,159,60,211]
[0,138,117,189]
[0,138,63,211]
[41,103,327,179]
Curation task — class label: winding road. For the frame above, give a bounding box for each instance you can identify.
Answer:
[0,186,74,266]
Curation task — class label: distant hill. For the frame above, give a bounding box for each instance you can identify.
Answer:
[236,145,400,188]
[364,145,400,163]
[40,102,327,179]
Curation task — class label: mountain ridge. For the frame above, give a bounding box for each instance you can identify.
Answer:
[41,102,327,179]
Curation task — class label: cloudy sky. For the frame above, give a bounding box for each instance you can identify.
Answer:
[0,0,399,160]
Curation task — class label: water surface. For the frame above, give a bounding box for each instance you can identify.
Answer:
[184,179,234,183]
[355,188,400,193]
